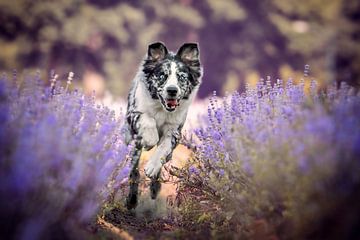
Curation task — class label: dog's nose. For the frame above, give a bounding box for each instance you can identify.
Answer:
[166,85,178,97]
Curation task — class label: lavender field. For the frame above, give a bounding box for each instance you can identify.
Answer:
[1,0,360,239]
[0,72,131,239]
[0,70,359,240]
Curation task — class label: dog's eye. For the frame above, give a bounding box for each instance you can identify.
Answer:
[156,73,166,81]
[178,74,187,82]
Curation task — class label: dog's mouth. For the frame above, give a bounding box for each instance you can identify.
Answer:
[164,98,180,112]
[159,95,180,112]
[166,99,178,110]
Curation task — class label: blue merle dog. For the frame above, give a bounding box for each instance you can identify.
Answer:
[124,42,202,209]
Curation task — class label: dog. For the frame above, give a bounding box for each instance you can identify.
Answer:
[124,42,202,209]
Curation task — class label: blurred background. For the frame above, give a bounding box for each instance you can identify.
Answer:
[0,0,359,98]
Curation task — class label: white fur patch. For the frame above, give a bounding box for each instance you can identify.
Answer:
[163,62,180,97]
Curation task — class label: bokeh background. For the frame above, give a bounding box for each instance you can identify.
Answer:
[1,0,359,98]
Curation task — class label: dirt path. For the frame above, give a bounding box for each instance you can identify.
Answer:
[96,145,192,240]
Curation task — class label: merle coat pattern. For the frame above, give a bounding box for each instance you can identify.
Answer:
[124,42,202,209]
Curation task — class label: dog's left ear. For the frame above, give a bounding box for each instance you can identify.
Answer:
[176,43,200,63]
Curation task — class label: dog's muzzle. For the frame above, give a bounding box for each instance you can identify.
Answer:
[160,85,180,112]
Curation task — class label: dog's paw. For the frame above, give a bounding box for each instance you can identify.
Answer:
[145,160,162,178]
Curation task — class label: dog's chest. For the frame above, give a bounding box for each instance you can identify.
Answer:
[153,107,185,129]
[142,99,186,129]
[135,80,188,128]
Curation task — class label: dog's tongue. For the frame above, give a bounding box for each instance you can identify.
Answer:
[166,99,178,108]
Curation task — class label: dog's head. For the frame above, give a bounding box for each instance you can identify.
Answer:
[142,42,202,112]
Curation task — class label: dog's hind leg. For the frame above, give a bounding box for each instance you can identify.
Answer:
[126,138,142,210]
[150,170,162,199]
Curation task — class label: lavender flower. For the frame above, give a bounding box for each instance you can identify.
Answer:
[0,72,130,239]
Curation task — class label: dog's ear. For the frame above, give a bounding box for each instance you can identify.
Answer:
[148,42,168,61]
[176,43,200,63]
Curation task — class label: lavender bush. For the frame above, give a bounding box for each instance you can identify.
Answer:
[0,72,129,239]
[174,77,360,239]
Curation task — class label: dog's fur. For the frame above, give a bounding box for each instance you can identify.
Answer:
[124,42,202,209]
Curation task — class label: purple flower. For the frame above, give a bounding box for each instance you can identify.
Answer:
[189,166,199,175]
[181,75,360,233]
[0,73,129,239]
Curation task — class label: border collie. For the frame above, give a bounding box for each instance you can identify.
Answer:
[124,42,202,209]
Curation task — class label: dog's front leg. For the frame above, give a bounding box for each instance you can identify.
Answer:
[126,114,158,209]
[138,114,159,150]
[145,126,182,198]
[144,131,175,178]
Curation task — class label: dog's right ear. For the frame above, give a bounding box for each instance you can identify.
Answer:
[147,42,168,61]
